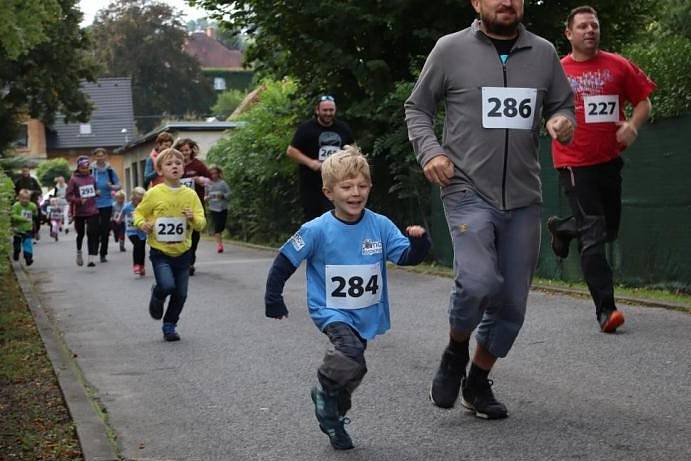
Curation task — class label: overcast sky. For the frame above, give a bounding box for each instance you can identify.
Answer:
[79,0,210,26]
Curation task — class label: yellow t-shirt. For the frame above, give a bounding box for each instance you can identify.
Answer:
[133,183,206,256]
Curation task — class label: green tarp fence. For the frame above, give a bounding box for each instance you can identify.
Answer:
[428,113,691,291]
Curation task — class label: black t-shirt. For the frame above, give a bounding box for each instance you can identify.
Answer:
[488,35,518,63]
[290,118,354,188]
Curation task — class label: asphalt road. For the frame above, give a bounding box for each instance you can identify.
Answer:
[24,232,690,461]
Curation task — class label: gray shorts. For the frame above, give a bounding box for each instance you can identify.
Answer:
[442,189,540,358]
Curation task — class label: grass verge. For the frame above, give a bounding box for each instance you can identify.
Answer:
[401,262,691,312]
[0,270,83,461]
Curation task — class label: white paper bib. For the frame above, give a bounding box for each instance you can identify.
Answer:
[155,217,186,243]
[482,87,537,129]
[584,95,619,123]
[79,184,96,198]
[325,263,382,310]
[318,145,340,161]
[181,178,195,189]
[21,209,33,220]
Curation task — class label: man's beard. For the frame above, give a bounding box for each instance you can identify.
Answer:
[482,10,521,37]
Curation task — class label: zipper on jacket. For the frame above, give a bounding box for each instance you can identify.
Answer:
[501,63,509,210]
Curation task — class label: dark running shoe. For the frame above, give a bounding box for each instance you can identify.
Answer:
[461,377,508,420]
[430,350,467,409]
[162,323,180,341]
[310,385,354,450]
[599,309,625,333]
[547,216,571,259]
[100,255,108,263]
[25,255,33,266]
[149,286,164,320]
[13,249,20,261]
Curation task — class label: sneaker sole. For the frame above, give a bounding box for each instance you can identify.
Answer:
[460,398,509,420]
[601,311,625,333]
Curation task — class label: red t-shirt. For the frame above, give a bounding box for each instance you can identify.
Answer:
[552,51,656,168]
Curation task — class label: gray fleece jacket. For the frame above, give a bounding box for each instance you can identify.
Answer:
[405,20,575,210]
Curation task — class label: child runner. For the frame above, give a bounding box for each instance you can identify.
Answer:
[11,189,38,266]
[143,132,174,189]
[174,137,211,275]
[66,156,99,267]
[134,148,206,341]
[204,166,230,253]
[122,187,147,276]
[46,197,64,241]
[264,146,430,450]
[111,190,126,252]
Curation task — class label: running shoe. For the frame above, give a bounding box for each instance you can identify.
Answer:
[25,255,33,266]
[162,323,180,342]
[217,243,224,253]
[430,349,467,409]
[100,255,108,263]
[461,377,508,420]
[547,216,572,259]
[310,385,354,450]
[13,249,20,261]
[599,309,624,333]
[133,264,141,275]
[76,251,83,266]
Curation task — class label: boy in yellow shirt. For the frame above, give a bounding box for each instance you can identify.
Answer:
[134,148,206,341]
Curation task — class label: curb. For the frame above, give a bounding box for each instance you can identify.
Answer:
[12,262,120,461]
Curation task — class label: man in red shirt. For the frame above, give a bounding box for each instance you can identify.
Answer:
[548,6,656,333]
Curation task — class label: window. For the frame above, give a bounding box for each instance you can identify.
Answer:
[13,124,28,148]
[79,123,92,135]
[213,77,226,91]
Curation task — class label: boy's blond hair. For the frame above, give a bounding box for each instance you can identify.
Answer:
[321,145,371,189]
[155,147,184,170]
[17,189,31,200]
[114,190,126,199]
[131,186,146,197]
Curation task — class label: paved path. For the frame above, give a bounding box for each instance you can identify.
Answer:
[23,232,691,461]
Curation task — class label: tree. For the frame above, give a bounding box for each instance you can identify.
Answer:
[0,0,96,155]
[90,0,215,133]
[211,89,245,120]
[36,158,71,188]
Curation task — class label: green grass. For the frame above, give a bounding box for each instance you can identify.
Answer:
[397,262,691,311]
[0,271,83,460]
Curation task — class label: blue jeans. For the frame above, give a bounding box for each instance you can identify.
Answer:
[13,233,33,258]
[149,248,192,325]
[442,189,541,358]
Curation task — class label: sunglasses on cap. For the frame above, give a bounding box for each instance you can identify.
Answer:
[318,95,335,102]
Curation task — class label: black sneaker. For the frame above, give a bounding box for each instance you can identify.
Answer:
[546,216,572,259]
[100,255,108,263]
[310,385,354,450]
[429,350,467,409]
[461,377,508,419]
[149,286,164,320]
[25,256,33,266]
[12,250,20,261]
[87,261,96,267]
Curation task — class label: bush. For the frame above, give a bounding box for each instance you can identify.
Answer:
[0,170,14,274]
[211,89,246,120]
[206,78,306,244]
[623,34,691,120]
[36,158,71,189]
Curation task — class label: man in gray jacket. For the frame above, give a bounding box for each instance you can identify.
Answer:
[405,0,575,419]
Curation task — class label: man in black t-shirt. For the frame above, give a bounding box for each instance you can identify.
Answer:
[287,95,354,220]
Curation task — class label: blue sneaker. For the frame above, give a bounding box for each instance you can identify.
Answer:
[310,385,353,450]
[162,323,180,342]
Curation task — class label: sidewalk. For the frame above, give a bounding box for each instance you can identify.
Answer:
[17,233,691,461]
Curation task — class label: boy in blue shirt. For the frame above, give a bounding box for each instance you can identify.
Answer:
[264,146,430,450]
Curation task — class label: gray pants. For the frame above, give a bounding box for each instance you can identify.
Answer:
[442,189,540,358]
